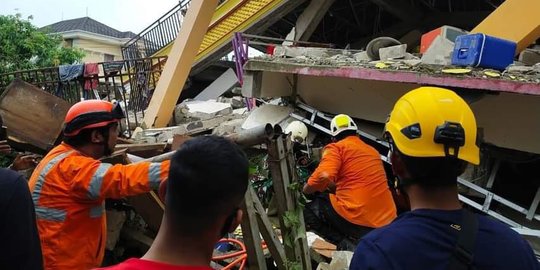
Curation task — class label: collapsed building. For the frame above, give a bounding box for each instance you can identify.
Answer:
[1,0,540,268]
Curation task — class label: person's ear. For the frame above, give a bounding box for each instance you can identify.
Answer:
[228,209,243,233]
[390,149,411,180]
[158,179,168,204]
[91,130,104,143]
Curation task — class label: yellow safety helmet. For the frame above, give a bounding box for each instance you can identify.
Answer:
[385,87,479,165]
[330,114,358,137]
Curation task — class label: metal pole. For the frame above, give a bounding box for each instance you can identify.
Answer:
[142,124,275,162]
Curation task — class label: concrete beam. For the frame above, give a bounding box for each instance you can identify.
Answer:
[367,0,423,22]
[472,0,540,54]
[142,0,219,128]
[293,0,337,41]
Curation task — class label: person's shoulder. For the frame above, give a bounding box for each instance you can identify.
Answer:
[95,259,140,270]
[0,168,26,192]
[0,168,27,205]
[0,167,22,182]
[361,212,418,242]
[477,214,530,244]
[95,259,214,270]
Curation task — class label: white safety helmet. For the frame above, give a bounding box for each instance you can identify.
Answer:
[330,114,358,137]
[285,121,308,144]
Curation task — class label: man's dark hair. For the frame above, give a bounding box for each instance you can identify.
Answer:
[397,148,468,188]
[334,130,357,141]
[63,123,115,147]
[166,135,249,234]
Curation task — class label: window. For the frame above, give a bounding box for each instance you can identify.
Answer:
[65,39,73,48]
[104,54,114,62]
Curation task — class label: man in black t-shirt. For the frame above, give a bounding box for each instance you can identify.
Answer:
[0,168,43,269]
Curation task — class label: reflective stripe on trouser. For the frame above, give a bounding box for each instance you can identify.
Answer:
[32,151,73,221]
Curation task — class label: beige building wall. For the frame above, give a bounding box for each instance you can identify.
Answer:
[72,38,124,63]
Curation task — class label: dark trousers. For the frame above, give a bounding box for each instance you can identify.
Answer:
[303,193,373,250]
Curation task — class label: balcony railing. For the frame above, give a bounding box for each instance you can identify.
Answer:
[0,56,168,137]
[122,1,191,60]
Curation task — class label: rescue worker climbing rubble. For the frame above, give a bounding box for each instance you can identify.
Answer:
[28,100,170,270]
[302,113,397,250]
[349,87,540,270]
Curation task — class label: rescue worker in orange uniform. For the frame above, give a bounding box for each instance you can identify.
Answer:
[28,100,170,269]
[303,114,397,249]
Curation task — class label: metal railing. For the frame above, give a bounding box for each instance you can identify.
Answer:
[122,1,191,60]
[0,56,168,137]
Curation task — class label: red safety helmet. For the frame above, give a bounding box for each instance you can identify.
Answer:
[64,100,125,136]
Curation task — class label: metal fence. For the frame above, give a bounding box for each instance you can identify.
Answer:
[122,0,191,60]
[0,56,168,137]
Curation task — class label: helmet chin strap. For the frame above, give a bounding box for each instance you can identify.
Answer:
[100,128,113,157]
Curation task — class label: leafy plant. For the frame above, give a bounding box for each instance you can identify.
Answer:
[0,14,85,75]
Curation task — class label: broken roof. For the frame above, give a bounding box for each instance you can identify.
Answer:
[42,17,136,39]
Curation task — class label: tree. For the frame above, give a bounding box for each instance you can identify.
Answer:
[0,14,85,74]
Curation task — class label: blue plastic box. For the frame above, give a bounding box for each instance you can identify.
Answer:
[451,33,516,70]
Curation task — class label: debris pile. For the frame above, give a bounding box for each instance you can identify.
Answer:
[256,24,540,84]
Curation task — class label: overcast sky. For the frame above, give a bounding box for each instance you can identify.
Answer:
[0,0,180,33]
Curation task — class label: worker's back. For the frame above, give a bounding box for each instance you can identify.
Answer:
[323,136,396,228]
[350,208,540,270]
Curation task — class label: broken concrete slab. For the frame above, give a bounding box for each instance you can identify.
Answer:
[506,64,534,73]
[233,107,248,114]
[242,104,294,130]
[174,100,233,124]
[217,96,246,109]
[194,68,238,101]
[231,86,243,95]
[518,49,540,66]
[212,118,246,136]
[353,51,370,62]
[379,44,407,60]
[534,63,540,73]
[274,46,331,58]
[404,53,420,60]
[421,36,454,65]
[141,114,240,143]
[402,59,422,67]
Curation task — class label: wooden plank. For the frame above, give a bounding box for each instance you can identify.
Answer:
[126,191,164,233]
[171,134,191,151]
[124,154,165,233]
[283,136,311,269]
[241,192,268,270]
[115,143,167,158]
[142,0,219,128]
[101,148,129,165]
[267,138,298,261]
[0,79,71,151]
[249,188,286,269]
[311,239,336,259]
[472,0,540,54]
[267,136,311,269]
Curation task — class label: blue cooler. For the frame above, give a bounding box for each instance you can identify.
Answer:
[451,33,516,70]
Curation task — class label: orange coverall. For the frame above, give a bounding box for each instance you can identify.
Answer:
[307,136,396,228]
[28,142,169,269]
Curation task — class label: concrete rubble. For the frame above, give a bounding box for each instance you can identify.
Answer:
[379,44,407,60]
[519,48,540,66]
[421,36,455,65]
[258,39,540,83]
